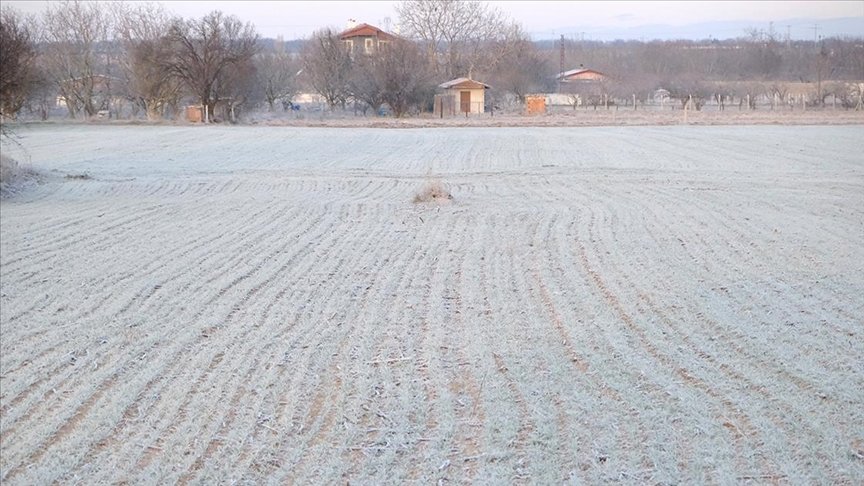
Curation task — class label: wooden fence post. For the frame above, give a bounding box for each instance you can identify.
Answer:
[684,95,690,124]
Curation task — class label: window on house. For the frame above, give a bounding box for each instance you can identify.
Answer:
[365,38,374,53]
[343,39,353,51]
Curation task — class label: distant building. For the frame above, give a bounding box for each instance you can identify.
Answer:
[339,22,397,55]
[437,78,491,115]
[555,68,608,84]
[555,67,609,101]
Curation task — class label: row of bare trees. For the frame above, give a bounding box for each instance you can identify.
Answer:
[0,8,38,120]
[1,0,552,121]
[544,34,863,110]
[299,29,437,117]
[396,0,549,105]
[2,0,862,123]
[297,0,549,116]
[1,1,260,122]
[347,36,434,116]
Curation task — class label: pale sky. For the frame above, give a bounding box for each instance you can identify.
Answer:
[6,1,863,39]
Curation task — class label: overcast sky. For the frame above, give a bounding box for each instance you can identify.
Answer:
[6,0,863,40]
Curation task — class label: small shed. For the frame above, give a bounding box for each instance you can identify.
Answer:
[185,105,204,123]
[525,95,547,115]
[438,78,491,114]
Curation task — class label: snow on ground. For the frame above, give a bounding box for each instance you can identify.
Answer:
[1,125,863,484]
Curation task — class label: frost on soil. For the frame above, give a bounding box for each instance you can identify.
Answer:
[0,125,862,485]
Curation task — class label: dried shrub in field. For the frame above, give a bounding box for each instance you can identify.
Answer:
[413,179,453,204]
[0,154,19,184]
[65,173,93,180]
[0,153,39,197]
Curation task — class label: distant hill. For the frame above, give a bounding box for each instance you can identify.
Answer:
[533,16,864,42]
[258,37,306,53]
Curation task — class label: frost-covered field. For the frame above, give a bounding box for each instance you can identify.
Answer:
[1,125,863,484]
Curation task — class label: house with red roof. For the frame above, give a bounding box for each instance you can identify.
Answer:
[338,21,397,56]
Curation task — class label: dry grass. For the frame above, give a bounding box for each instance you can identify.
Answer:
[252,109,864,129]
[0,153,19,183]
[1,153,41,198]
[0,153,35,197]
[412,179,453,204]
[64,173,93,180]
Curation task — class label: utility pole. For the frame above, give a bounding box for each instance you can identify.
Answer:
[811,22,826,108]
[559,34,565,93]
[816,36,827,107]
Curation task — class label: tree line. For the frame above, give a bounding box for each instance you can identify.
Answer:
[1,2,259,122]
[544,33,863,110]
[2,0,862,124]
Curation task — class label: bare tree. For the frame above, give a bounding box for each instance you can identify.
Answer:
[348,52,386,115]
[668,76,712,110]
[396,0,449,66]
[0,7,38,120]
[851,83,864,111]
[215,56,258,122]
[823,81,855,109]
[164,10,259,122]
[478,22,552,107]
[460,12,521,78]
[730,81,763,110]
[112,3,181,120]
[813,42,832,107]
[765,82,790,110]
[488,41,548,104]
[255,45,299,111]
[379,40,436,117]
[741,37,783,80]
[41,0,112,118]
[300,28,352,109]
[711,82,734,111]
[396,0,508,78]
[23,60,55,121]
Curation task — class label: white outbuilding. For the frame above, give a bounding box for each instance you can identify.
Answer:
[438,78,491,114]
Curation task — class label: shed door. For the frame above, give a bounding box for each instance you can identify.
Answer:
[460,91,471,113]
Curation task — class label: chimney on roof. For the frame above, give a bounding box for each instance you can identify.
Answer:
[346,19,358,30]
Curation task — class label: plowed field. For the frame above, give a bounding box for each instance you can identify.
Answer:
[1,125,863,483]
